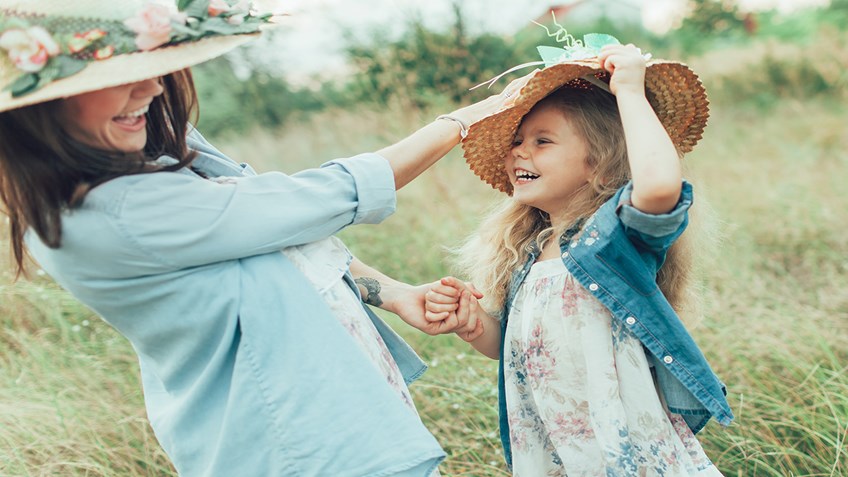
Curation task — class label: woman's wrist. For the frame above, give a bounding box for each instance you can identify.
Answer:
[435,114,469,139]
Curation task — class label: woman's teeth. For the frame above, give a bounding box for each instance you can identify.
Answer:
[115,105,149,119]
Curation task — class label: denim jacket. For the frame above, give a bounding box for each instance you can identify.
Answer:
[496,181,733,467]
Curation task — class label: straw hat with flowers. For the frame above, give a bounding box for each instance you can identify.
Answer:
[0,0,275,113]
[462,27,709,195]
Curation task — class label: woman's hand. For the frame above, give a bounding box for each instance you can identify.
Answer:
[598,44,647,98]
[445,70,537,128]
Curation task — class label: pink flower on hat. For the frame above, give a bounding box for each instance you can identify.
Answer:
[0,26,60,73]
[94,45,115,60]
[208,0,231,17]
[124,2,187,51]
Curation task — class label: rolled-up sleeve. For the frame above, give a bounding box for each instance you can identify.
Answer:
[323,155,396,224]
[616,180,693,254]
[114,153,396,269]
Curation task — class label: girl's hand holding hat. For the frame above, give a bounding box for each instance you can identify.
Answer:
[598,44,647,97]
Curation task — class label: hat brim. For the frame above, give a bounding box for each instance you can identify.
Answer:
[461,59,709,194]
[0,32,259,113]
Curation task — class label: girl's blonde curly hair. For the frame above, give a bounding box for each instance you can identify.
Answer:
[454,85,702,322]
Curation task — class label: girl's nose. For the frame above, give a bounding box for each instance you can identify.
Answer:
[511,144,528,160]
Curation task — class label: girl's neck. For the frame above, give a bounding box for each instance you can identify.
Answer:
[537,239,563,261]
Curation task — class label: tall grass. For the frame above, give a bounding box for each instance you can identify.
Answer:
[2,46,847,476]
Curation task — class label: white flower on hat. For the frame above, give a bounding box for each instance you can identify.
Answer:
[0,26,60,73]
[124,2,187,51]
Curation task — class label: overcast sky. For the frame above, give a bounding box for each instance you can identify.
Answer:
[251,0,829,80]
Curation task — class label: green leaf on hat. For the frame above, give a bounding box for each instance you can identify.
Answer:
[197,16,235,35]
[182,0,211,20]
[171,21,205,41]
[582,33,620,50]
[199,16,264,36]
[6,73,39,97]
[537,46,566,67]
[53,56,87,80]
[35,68,60,92]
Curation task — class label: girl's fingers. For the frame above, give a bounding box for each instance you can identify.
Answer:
[440,276,484,299]
[454,291,470,330]
[426,290,459,306]
[425,310,450,322]
[425,301,459,314]
[467,282,484,300]
[429,283,460,299]
[461,295,479,333]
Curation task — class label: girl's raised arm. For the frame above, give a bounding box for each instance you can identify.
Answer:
[599,44,683,215]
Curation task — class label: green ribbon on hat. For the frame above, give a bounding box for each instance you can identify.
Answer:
[471,13,625,91]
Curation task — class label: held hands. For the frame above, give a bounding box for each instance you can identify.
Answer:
[598,44,647,97]
[424,277,485,342]
[391,280,481,337]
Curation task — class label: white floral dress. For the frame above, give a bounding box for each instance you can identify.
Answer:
[283,237,440,477]
[504,258,723,477]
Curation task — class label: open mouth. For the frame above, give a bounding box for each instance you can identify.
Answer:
[113,104,149,127]
[514,169,540,184]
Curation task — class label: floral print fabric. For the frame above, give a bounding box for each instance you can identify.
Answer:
[283,238,440,476]
[504,258,722,477]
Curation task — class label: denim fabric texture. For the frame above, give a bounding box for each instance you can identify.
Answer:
[496,181,733,467]
[26,128,445,477]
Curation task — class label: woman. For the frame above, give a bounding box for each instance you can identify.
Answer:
[0,1,527,475]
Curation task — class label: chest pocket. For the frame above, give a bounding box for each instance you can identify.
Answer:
[595,239,660,297]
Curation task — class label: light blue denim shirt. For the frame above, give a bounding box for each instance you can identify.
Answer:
[496,181,733,467]
[26,128,445,477]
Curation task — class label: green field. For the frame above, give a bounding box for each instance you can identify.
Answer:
[2,47,847,477]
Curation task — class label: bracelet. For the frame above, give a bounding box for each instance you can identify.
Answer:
[435,114,469,139]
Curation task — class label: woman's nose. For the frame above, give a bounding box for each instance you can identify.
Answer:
[133,77,164,98]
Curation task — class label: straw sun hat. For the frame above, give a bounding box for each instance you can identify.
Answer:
[0,0,274,113]
[462,32,709,195]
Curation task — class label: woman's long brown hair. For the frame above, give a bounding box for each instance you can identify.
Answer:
[0,69,198,277]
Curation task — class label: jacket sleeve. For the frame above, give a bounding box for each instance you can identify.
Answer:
[111,154,396,269]
[615,180,693,255]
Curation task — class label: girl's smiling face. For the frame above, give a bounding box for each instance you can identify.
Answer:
[506,103,592,217]
[59,77,164,153]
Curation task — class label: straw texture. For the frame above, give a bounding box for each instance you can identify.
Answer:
[461,58,709,194]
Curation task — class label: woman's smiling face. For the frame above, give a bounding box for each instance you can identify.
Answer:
[59,77,164,153]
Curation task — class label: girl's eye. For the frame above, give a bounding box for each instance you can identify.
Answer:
[511,138,523,147]
[536,138,551,145]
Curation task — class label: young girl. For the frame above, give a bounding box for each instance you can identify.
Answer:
[0,1,520,475]
[425,44,733,475]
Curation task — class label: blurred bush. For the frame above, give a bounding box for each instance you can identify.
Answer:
[341,4,524,109]
[192,0,848,138]
[694,26,848,108]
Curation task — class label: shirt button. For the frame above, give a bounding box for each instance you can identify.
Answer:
[625,316,636,325]
[663,355,674,364]
[561,251,569,258]
[588,283,599,291]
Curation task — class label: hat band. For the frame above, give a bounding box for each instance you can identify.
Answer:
[0,0,272,98]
